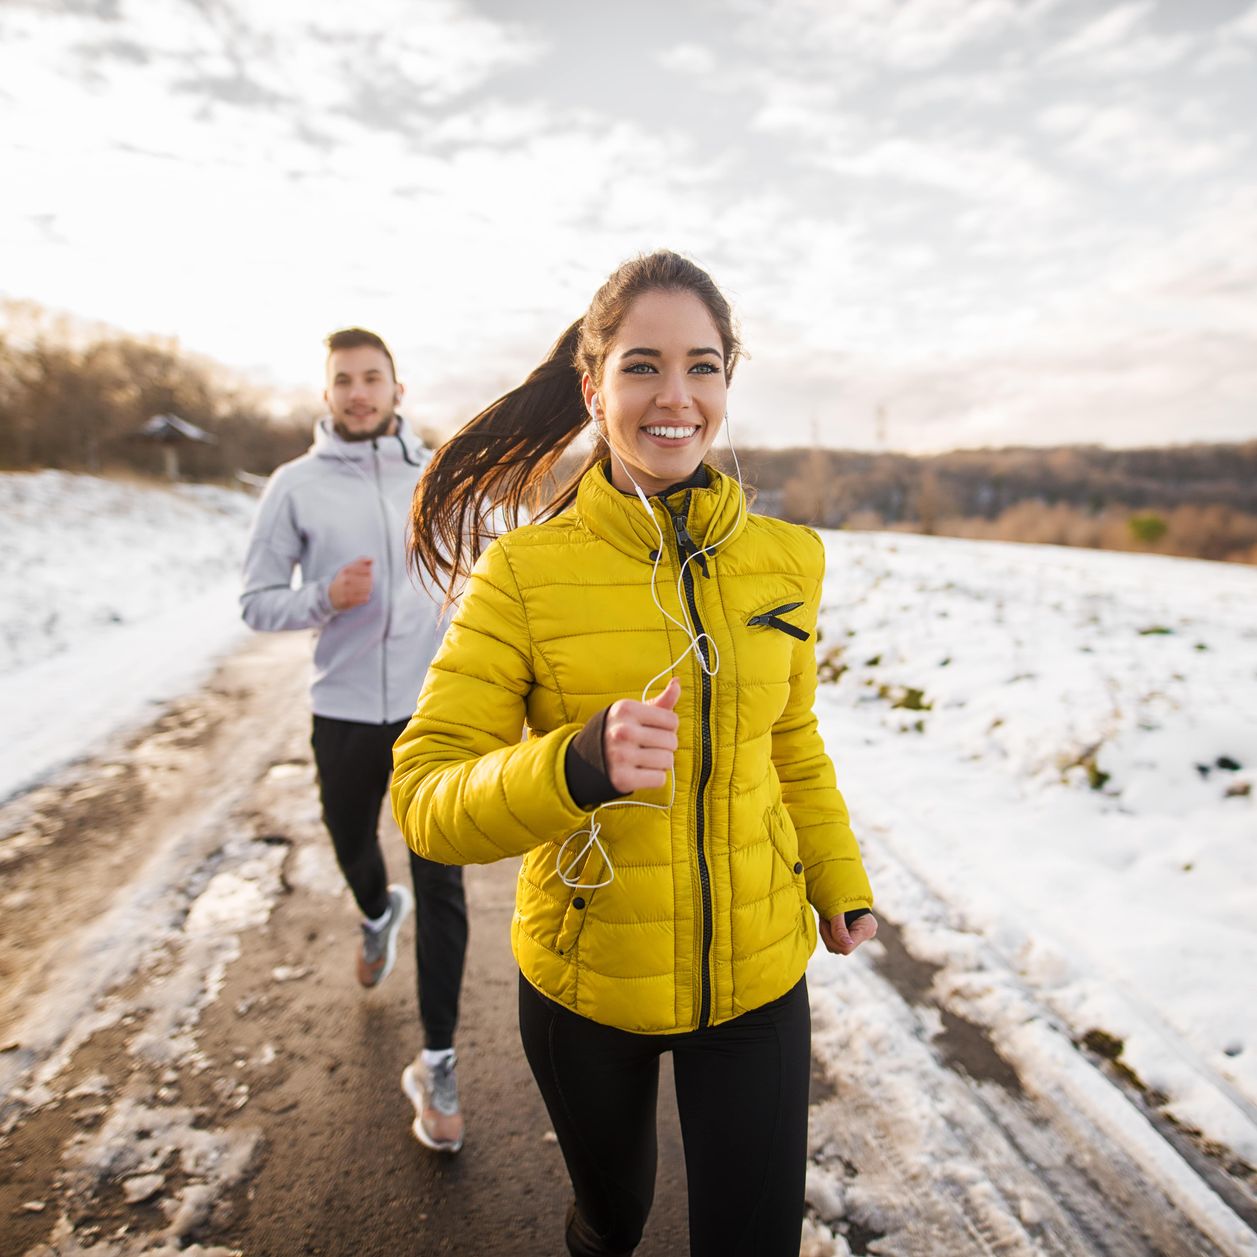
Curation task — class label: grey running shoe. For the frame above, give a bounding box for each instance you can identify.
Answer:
[356,883,412,988]
[401,1053,465,1153]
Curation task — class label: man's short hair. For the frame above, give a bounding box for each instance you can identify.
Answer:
[325,327,397,380]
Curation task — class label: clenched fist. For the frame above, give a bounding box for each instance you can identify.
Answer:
[603,677,681,794]
[819,912,879,957]
[328,556,374,610]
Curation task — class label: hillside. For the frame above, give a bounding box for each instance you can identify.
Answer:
[733,442,1257,564]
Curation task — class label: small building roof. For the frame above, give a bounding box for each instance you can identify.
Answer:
[135,413,217,444]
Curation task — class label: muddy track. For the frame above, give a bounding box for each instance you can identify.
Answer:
[0,634,691,1256]
[804,885,1257,1254]
[0,633,310,1054]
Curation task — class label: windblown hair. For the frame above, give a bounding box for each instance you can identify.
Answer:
[325,327,397,381]
[408,250,742,597]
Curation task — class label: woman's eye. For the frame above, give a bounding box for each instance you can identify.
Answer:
[690,362,719,374]
[623,362,657,374]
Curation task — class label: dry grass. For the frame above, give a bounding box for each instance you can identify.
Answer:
[860,501,1257,565]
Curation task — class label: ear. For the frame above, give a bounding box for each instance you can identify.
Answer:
[394,379,405,407]
[580,373,597,418]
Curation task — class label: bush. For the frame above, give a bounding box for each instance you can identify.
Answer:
[1128,513,1168,545]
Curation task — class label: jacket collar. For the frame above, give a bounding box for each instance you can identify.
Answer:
[575,459,746,563]
[311,415,428,467]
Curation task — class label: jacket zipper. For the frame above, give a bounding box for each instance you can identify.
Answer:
[747,601,810,641]
[372,442,393,724]
[667,491,715,1028]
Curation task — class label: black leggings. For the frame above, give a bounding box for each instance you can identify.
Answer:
[311,715,467,1049]
[518,973,811,1257]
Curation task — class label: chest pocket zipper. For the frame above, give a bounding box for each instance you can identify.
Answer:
[747,601,810,642]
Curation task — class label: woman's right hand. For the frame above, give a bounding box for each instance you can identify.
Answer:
[603,678,681,793]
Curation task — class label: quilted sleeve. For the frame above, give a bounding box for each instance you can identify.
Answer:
[772,531,874,920]
[391,539,592,865]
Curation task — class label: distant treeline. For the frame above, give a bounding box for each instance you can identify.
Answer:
[2,300,1254,563]
[0,301,311,482]
[734,444,1257,564]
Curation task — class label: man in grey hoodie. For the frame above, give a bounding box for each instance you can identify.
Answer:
[240,328,466,1153]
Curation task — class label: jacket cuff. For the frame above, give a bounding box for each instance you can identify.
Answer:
[563,707,625,809]
[314,579,336,619]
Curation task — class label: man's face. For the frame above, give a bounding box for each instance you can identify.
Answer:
[324,346,402,438]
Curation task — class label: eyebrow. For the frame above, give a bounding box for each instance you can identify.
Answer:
[622,347,722,358]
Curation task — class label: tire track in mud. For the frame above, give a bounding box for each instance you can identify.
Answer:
[0,631,311,1067]
[803,904,1257,1256]
[1,633,315,1253]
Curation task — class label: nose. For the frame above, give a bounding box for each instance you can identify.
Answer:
[655,370,692,411]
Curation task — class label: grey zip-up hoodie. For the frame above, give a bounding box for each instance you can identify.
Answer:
[240,417,447,723]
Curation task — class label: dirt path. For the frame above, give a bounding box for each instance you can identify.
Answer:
[0,632,689,1256]
[2,632,1255,1256]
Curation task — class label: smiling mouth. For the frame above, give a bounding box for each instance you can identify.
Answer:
[642,424,700,442]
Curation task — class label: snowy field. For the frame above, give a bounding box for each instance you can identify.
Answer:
[3,472,1255,1248]
[806,531,1257,1235]
[0,471,257,801]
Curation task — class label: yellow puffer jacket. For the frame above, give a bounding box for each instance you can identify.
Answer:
[392,461,872,1033]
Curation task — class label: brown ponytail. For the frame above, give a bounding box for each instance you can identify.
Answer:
[408,250,742,597]
[407,319,593,596]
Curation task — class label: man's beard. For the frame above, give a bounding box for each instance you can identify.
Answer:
[334,411,396,442]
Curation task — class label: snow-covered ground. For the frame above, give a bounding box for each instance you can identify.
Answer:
[4,474,1255,1247]
[0,471,258,801]
[808,531,1257,1179]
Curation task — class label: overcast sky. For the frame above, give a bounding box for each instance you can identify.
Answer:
[2,0,1255,451]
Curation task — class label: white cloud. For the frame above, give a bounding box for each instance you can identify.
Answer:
[734,0,1053,72]
[656,43,718,75]
[1192,2,1257,72]
[1043,3,1196,74]
[1039,100,1245,179]
[815,133,1069,214]
[894,69,1021,111]
[1230,1,1257,40]
[1046,1,1153,59]
[747,77,844,134]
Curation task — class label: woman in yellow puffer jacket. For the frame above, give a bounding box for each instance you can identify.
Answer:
[393,250,876,1257]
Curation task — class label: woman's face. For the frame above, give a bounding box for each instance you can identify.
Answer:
[584,289,728,497]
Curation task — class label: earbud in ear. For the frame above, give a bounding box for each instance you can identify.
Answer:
[588,393,601,421]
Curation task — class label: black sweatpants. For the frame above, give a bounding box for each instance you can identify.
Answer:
[519,973,811,1257]
[311,714,467,1050]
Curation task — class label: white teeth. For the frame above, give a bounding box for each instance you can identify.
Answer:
[644,426,698,439]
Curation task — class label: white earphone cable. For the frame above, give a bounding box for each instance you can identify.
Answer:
[556,400,747,891]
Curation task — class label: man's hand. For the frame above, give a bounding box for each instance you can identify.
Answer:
[819,912,879,956]
[603,678,681,793]
[328,557,374,610]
